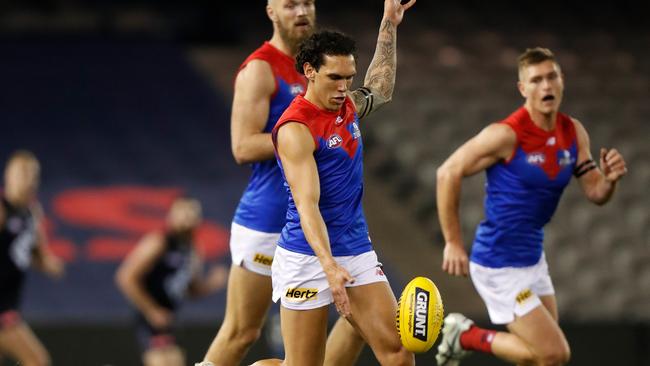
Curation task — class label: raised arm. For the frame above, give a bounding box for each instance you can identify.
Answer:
[436,123,516,276]
[230,60,277,164]
[276,122,355,317]
[572,119,627,205]
[115,232,172,329]
[349,0,416,119]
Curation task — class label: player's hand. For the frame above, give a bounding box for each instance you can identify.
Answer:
[442,242,469,277]
[147,307,173,330]
[323,260,355,318]
[43,254,65,279]
[600,148,627,183]
[383,0,416,27]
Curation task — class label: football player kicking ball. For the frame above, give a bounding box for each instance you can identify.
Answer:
[251,0,417,365]
[435,47,627,365]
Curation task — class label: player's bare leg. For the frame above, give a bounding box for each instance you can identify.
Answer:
[497,294,568,364]
[203,265,273,365]
[0,322,50,366]
[500,302,570,365]
[347,282,413,366]
[324,316,365,366]
[443,294,567,366]
[279,305,329,366]
[249,359,282,366]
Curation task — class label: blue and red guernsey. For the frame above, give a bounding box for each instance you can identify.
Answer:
[233,42,307,233]
[272,95,372,257]
[471,107,578,268]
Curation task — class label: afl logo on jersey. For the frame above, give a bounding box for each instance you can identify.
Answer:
[327,134,343,149]
[290,84,304,96]
[527,153,545,165]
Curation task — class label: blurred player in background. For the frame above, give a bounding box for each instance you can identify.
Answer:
[435,47,628,366]
[116,197,227,366]
[0,150,64,366]
[200,0,365,365]
[251,0,417,365]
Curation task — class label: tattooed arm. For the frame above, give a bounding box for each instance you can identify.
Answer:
[350,0,416,119]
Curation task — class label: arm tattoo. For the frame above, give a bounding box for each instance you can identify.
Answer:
[354,19,396,118]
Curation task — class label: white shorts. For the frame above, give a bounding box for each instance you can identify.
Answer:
[229,222,280,276]
[469,254,555,325]
[271,247,388,310]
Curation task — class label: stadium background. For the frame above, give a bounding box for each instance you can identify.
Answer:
[1,0,648,364]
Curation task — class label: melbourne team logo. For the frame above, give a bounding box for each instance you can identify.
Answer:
[327,134,343,149]
[351,121,361,139]
[558,149,575,166]
[335,116,344,125]
[289,83,304,96]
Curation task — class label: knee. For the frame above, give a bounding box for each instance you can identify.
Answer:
[233,326,263,348]
[376,346,414,366]
[538,345,571,366]
[221,317,263,345]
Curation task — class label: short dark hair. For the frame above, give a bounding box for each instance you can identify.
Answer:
[295,30,357,74]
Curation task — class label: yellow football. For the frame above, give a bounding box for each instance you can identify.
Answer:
[396,276,444,353]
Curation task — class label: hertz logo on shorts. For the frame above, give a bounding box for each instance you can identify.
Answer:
[412,287,429,341]
[285,288,318,302]
[516,289,533,304]
[253,253,273,266]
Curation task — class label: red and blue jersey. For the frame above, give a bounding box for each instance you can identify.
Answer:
[233,42,307,233]
[272,95,372,257]
[471,107,578,268]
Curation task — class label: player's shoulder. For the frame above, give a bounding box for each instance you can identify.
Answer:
[481,121,517,143]
[242,42,285,69]
[282,96,319,121]
[567,115,585,131]
[235,58,275,96]
[566,115,590,144]
[238,58,274,79]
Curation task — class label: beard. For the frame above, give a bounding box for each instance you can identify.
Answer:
[277,20,315,55]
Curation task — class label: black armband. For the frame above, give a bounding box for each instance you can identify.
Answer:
[574,159,597,177]
[357,87,374,118]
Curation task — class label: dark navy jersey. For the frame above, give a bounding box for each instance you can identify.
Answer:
[232,42,307,233]
[0,197,38,312]
[144,233,194,310]
[471,107,578,268]
[272,95,372,257]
